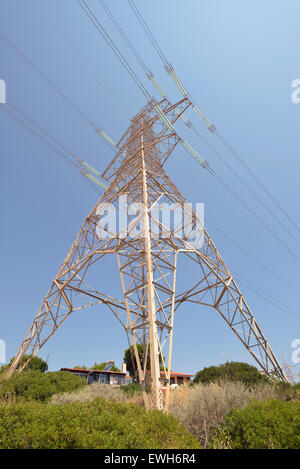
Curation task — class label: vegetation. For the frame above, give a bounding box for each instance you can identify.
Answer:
[210,399,300,449]
[0,398,201,449]
[0,355,48,374]
[1,355,299,449]
[0,370,85,402]
[51,383,127,405]
[168,380,280,448]
[123,344,149,378]
[193,361,269,387]
[120,383,142,397]
[72,362,121,372]
[123,345,163,378]
[91,362,120,372]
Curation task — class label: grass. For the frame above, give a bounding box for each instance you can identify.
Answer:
[168,380,280,448]
[51,380,289,448]
[51,383,127,404]
[51,383,145,407]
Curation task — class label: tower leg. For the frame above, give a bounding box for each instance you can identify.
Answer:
[140,119,163,410]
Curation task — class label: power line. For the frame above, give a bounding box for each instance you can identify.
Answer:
[1,104,79,170]
[206,166,300,262]
[79,0,300,262]
[98,0,300,249]
[188,123,300,248]
[98,0,150,76]
[0,30,122,151]
[77,0,152,101]
[232,269,300,324]
[0,102,106,193]
[3,99,298,324]
[0,31,97,128]
[206,218,300,296]
[215,132,300,236]
[127,0,169,67]
[127,0,300,238]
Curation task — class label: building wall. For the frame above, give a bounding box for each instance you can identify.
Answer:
[61,369,126,386]
[172,376,191,385]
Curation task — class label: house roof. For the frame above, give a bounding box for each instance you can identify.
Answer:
[160,371,194,378]
[61,367,193,378]
[60,367,126,376]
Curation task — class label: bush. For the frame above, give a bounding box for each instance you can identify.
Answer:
[291,382,300,399]
[272,381,300,401]
[0,355,48,374]
[120,383,142,396]
[168,381,279,448]
[51,383,127,405]
[0,398,201,449]
[194,362,269,387]
[0,371,85,402]
[210,399,300,449]
[91,362,120,372]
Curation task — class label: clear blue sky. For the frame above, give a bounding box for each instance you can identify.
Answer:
[1,0,300,377]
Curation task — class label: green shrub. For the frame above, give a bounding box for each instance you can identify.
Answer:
[272,381,300,401]
[168,381,279,448]
[0,398,201,449]
[210,399,300,449]
[292,382,300,394]
[120,383,142,396]
[0,355,48,374]
[91,362,120,372]
[194,362,269,387]
[0,371,85,402]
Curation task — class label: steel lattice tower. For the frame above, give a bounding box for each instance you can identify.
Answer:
[6,98,288,410]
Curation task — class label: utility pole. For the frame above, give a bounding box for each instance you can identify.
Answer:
[6,97,289,407]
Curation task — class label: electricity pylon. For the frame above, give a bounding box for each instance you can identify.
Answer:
[6,97,288,410]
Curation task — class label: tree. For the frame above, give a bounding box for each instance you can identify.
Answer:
[193,365,221,384]
[109,365,121,372]
[194,362,269,387]
[124,345,148,378]
[123,345,164,378]
[0,355,48,375]
[91,362,107,371]
[91,362,120,372]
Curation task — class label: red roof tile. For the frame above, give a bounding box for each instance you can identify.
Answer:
[60,367,126,375]
[160,371,194,377]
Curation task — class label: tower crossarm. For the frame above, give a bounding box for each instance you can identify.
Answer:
[101,97,191,181]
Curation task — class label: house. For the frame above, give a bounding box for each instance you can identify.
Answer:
[160,371,194,386]
[61,367,127,385]
[61,362,192,387]
[60,361,128,386]
[143,370,194,388]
